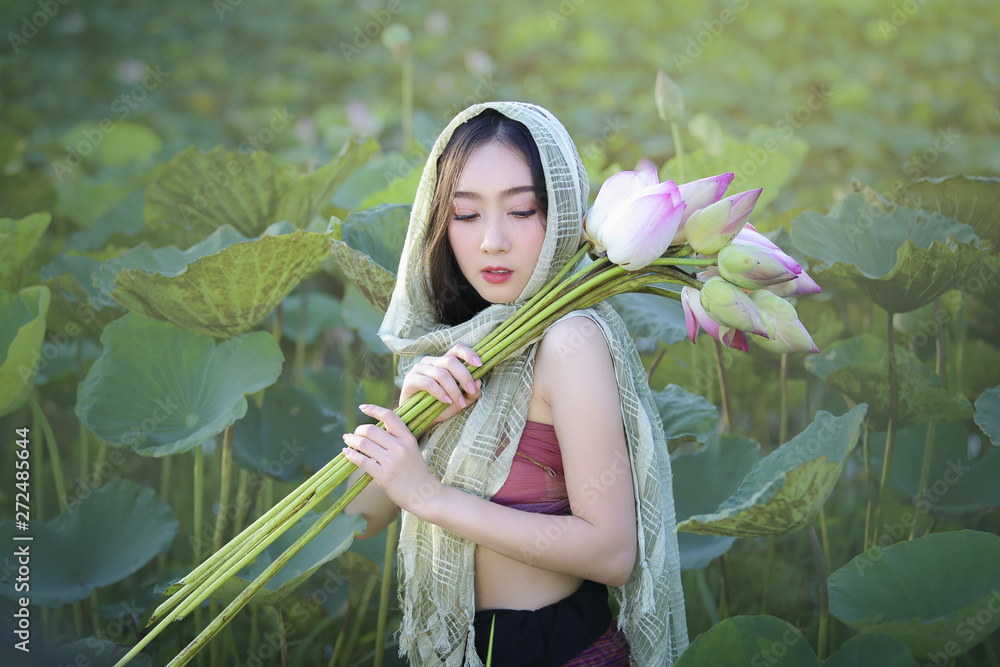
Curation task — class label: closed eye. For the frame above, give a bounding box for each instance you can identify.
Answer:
[453,213,478,221]
[512,209,538,218]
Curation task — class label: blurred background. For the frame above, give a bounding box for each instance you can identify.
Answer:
[2,0,998,225]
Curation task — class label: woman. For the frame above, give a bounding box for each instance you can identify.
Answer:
[343,102,687,666]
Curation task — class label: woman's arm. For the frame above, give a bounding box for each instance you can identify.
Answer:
[343,316,638,587]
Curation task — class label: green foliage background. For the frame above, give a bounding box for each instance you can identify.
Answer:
[1,0,999,665]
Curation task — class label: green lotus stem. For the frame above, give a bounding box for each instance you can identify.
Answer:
[374,518,399,667]
[163,476,373,667]
[633,286,683,302]
[779,353,789,444]
[670,121,686,183]
[294,285,309,388]
[862,423,874,550]
[873,310,899,546]
[717,553,729,619]
[807,524,829,660]
[761,535,775,614]
[30,393,68,514]
[712,339,732,434]
[912,298,946,540]
[193,445,206,667]
[158,456,174,574]
[345,574,379,662]
[275,605,289,667]
[210,426,234,667]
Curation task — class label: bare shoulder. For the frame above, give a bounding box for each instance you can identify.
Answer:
[534,315,617,403]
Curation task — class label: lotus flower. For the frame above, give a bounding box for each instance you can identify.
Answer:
[717,243,802,289]
[699,276,769,337]
[671,173,735,244]
[747,290,820,353]
[682,286,749,351]
[685,188,763,255]
[584,168,686,271]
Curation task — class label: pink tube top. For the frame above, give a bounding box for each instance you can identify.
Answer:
[490,420,570,515]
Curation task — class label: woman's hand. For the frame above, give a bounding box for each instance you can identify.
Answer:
[342,404,444,517]
[400,344,483,424]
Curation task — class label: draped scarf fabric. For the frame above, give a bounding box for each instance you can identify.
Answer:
[377,101,688,666]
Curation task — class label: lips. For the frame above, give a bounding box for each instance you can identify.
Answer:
[482,266,513,284]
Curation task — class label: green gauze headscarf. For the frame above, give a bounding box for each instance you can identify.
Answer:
[378,101,688,666]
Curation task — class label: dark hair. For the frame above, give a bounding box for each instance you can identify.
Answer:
[420,109,549,325]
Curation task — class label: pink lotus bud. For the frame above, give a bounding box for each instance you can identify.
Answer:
[584,168,659,253]
[717,243,802,289]
[747,290,819,353]
[681,286,749,350]
[672,172,735,244]
[699,276,769,337]
[685,188,762,255]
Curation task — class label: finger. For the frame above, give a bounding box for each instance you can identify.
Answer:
[440,355,479,395]
[342,445,379,476]
[359,404,413,440]
[414,364,467,407]
[449,344,483,369]
[342,431,382,458]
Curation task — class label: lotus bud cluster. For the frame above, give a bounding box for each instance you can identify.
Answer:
[586,166,822,354]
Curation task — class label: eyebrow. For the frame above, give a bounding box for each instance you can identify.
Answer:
[453,185,535,200]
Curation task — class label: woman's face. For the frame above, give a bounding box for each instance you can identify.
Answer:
[447,141,547,305]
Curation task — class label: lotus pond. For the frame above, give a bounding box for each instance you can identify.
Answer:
[1,0,999,665]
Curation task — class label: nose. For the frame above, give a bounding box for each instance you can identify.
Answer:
[480,213,511,254]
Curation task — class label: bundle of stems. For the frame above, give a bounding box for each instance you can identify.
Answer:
[114,241,709,667]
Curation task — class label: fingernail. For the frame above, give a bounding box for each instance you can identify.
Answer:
[473,355,482,366]
[342,447,350,456]
[342,433,348,441]
[359,404,370,409]
[459,396,467,408]
[466,382,475,394]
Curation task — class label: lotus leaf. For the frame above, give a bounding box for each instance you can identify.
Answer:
[895,175,1000,249]
[676,404,866,537]
[0,285,50,418]
[0,212,50,292]
[805,335,972,430]
[144,138,377,237]
[652,384,719,443]
[268,291,343,343]
[328,203,410,313]
[0,171,58,220]
[672,435,764,570]
[828,530,1000,660]
[40,252,123,338]
[75,314,283,456]
[608,291,687,352]
[95,221,335,338]
[790,194,989,312]
[232,385,345,481]
[674,614,919,667]
[0,480,177,607]
[974,385,1000,447]
[870,421,1000,521]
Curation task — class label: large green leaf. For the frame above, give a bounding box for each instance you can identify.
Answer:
[328,203,410,313]
[974,385,1000,447]
[790,194,990,312]
[182,510,365,607]
[144,138,377,237]
[870,421,1000,521]
[0,171,58,220]
[0,212,51,292]
[676,404,866,537]
[232,385,345,481]
[671,435,764,569]
[895,175,1000,249]
[95,221,335,338]
[828,530,1000,660]
[608,291,687,352]
[674,614,919,667]
[267,290,343,343]
[341,285,391,354]
[40,252,124,338]
[0,285,50,418]
[0,480,177,607]
[805,335,972,430]
[75,314,283,456]
[651,384,719,443]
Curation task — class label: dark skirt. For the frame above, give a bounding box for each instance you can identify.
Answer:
[473,580,630,666]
